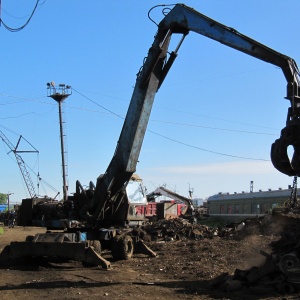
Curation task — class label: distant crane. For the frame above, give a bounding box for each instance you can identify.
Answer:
[0,130,39,198]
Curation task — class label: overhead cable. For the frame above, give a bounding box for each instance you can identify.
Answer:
[1,0,40,32]
[72,87,269,161]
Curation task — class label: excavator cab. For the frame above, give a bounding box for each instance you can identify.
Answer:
[124,175,148,225]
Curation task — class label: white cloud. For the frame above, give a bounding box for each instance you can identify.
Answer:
[149,160,274,175]
[142,160,293,198]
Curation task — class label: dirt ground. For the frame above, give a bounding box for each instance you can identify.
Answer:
[0,221,299,300]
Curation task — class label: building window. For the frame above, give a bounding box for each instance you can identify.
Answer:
[227,205,233,214]
[220,205,225,214]
[242,204,250,214]
[235,204,240,214]
[251,203,261,214]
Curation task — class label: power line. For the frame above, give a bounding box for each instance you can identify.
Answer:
[162,107,279,131]
[150,119,277,136]
[0,0,41,32]
[71,89,277,135]
[72,88,124,119]
[148,129,269,161]
[0,91,280,132]
[72,87,270,161]
[0,88,276,160]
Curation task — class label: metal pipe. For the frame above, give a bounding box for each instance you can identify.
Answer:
[58,101,68,202]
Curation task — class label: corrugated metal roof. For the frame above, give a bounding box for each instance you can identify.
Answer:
[207,188,297,201]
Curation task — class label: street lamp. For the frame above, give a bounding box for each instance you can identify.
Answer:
[7,192,14,211]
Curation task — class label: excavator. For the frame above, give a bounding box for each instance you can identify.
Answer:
[1,3,300,269]
[147,186,196,222]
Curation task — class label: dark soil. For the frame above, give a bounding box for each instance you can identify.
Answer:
[0,217,299,300]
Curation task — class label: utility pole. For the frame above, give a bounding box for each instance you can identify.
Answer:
[7,192,14,211]
[47,82,72,202]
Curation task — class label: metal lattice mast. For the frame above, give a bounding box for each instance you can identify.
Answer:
[14,152,36,198]
[0,131,38,198]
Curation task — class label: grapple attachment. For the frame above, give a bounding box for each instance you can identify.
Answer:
[271,120,300,176]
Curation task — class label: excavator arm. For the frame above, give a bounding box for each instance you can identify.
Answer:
[147,186,195,216]
[84,4,300,226]
[154,4,300,176]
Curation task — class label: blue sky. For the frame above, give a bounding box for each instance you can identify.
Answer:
[1,0,299,203]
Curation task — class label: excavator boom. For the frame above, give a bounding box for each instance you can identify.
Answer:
[160,4,299,86]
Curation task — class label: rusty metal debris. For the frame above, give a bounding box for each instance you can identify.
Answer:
[143,216,300,295]
[210,216,300,295]
[143,217,250,241]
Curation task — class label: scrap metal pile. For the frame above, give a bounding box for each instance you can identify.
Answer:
[142,217,256,241]
[141,215,300,296]
[210,216,300,295]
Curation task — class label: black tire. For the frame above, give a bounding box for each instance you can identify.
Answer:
[111,235,134,261]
